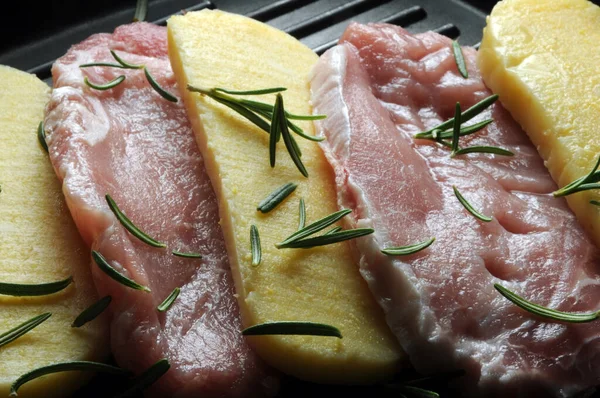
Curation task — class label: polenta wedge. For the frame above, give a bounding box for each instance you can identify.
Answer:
[168,10,402,383]
[478,0,600,246]
[0,65,109,397]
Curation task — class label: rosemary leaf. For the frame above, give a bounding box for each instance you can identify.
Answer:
[115,359,170,398]
[382,237,435,256]
[214,87,287,95]
[287,120,325,142]
[416,94,498,138]
[0,313,51,349]
[423,119,494,142]
[452,41,468,78]
[133,0,148,22]
[288,128,303,158]
[269,94,282,167]
[157,288,180,312]
[92,251,151,292]
[106,194,166,248]
[453,146,514,157]
[298,198,306,230]
[324,226,342,235]
[250,225,262,267]
[144,67,178,102]
[453,186,492,222]
[278,209,351,246]
[72,296,112,328]
[242,321,342,338]
[10,362,129,396]
[257,182,297,213]
[84,75,125,91]
[285,113,327,121]
[553,155,600,197]
[110,50,144,69]
[37,121,48,153]
[494,283,600,323]
[278,93,308,177]
[80,62,128,69]
[591,200,600,206]
[0,276,72,297]
[450,102,462,156]
[240,98,327,126]
[278,228,374,249]
[172,251,202,258]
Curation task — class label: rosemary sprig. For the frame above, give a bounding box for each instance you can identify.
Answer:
[106,194,166,248]
[494,283,600,323]
[250,225,262,267]
[453,146,514,157]
[157,288,180,312]
[37,121,48,152]
[382,237,435,256]
[415,94,498,138]
[92,250,151,292]
[133,0,148,22]
[84,75,125,90]
[452,41,468,78]
[242,321,342,338]
[172,251,202,258]
[0,313,51,349]
[215,87,286,95]
[0,276,72,296]
[277,209,351,246]
[553,155,600,197]
[115,359,170,398]
[450,102,461,156]
[277,228,374,249]
[110,50,144,69]
[298,198,306,230]
[257,183,297,213]
[10,361,129,396]
[72,296,112,327]
[144,67,178,102]
[453,186,492,222]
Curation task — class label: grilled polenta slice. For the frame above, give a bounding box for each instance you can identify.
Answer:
[168,9,402,383]
[0,65,109,397]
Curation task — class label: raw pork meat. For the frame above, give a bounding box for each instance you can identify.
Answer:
[45,22,275,398]
[311,22,600,397]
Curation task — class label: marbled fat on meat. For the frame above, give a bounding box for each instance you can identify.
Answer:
[311,23,600,397]
[45,23,275,398]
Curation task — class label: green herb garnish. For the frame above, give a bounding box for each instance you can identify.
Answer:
[157,288,180,312]
[242,321,342,338]
[453,146,514,157]
[37,121,48,153]
[298,198,306,230]
[110,50,144,69]
[0,276,72,297]
[553,155,600,197]
[257,183,297,213]
[214,87,287,95]
[453,186,492,222]
[418,119,493,146]
[382,237,435,256]
[144,67,178,102]
[92,251,150,292]
[133,0,148,22]
[450,102,462,156]
[106,194,166,248]
[10,361,129,397]
[495,283,600,323]
[250,225,261,267]
[84,75,125,91]
[172,251,203,258]
[80,62,128,69]
[452,41,468,78]
[277,93,308,177]
[72,296,112,327]
[394,385,440,398]
[269,93,282,167]
[591,200,600,206]
[115,359,170,398]
[324,226,342,235]
[0,313,51,349]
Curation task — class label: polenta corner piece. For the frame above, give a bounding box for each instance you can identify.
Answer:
[167,9,402,383]
[478,0,600,247]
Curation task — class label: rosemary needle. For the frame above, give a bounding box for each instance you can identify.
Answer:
[453,186,492,222]
[382,237,436,256]
[0,313,51,349]
[250,225,262,267]
[214,87,286,95]
[278,93,308,177]
[324,226,342,235]
[278,209,351,246]
[453,146,514,157]
[242,321,342,338]
[84,75,125,90]
[157,288,180,312]
[80,62,128,69]
[393,385,440,398]
[591,200,600,206]
[450,102,462,156]
[495,283,600,323]
[110,50,144,69]
[257,182,297,213]
[553,155,600,197]
[106,194,166,248]
[92,251,151,293]
[115,359,170,398]
[298,198,306,230]
[144,67,178,102]
[452,40,468,78]
[133,0,148,22]
[172,251,203,258]
[0,276,73,297]
[278,228,374,249]
[10,361,129,397]
[269,93,281,167]
[37,121,48,152]
[72,296,112,328]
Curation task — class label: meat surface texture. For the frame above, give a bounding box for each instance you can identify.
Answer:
[45,22,275,398]
[310,23,600,397]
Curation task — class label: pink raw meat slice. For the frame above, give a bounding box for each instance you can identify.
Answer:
[44,22,276,398]
[311,23,600,397]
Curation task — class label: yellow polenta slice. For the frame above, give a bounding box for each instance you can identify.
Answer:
[168,10,402,383]
[478,0,600,246]
[0,65,109,397]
